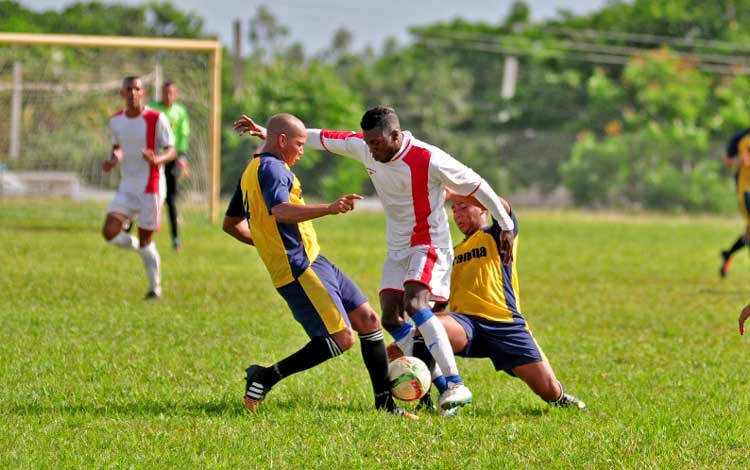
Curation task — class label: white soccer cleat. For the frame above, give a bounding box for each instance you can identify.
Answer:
[438,382,473,410]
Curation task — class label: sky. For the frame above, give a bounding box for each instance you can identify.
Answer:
[25,0,613,54]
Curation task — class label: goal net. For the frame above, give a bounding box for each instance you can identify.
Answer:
[0,33,221,220]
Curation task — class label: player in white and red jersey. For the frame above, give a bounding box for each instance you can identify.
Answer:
[101,76,175,300]
[234,107,514,414]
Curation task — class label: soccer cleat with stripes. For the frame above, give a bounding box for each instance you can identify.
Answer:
[438,381,473,410]
[244,364,271,412]
[555,393,588,411]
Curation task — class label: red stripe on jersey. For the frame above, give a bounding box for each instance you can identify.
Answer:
[111,110,124,118]
[320,130,363,152]
[419,245,438,286]
[402,146,432,247]
[143,110,160,194]
[466,179,482,197]
[391,134,412,162]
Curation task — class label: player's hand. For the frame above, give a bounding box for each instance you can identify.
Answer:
[739,304,750,336]
[233,114,267,139]
[741,154,750,167]
[499,230,514,265]
[328,194,363,214]
[142,148,157,164]
[103,148,121,172]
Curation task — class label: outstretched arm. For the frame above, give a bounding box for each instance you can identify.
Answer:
[271,194,363,224]
[233,114,267,140]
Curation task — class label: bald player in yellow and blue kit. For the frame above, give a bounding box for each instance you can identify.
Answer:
[435,194,586,410]
[223,113,415,418]
[720,129,750,278]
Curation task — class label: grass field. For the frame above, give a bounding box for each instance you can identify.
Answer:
[2,198,750,468]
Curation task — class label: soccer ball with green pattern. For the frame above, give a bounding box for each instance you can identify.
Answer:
[388,356,431,402]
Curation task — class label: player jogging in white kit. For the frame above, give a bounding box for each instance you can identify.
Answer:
[233,106,514,414]
[101,76,176,300]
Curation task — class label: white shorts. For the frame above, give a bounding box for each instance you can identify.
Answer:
[379,245,453,302]
[107,190,165,231]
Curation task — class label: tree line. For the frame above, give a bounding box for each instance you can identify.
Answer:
[2,0,749,212]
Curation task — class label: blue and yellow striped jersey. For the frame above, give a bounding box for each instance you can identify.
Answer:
[727,129,750,194]
[226,153,320,287]
[449,214,521,323]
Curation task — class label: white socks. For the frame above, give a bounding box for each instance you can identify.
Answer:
[108,232,139,251]
[139,242,161,295]
[412,308,460,378]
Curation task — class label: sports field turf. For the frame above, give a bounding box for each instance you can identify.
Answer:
[1,199,749,468]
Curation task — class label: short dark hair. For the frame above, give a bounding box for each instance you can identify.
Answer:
[162,80,176,89]
[122,75,140,87]
[360,106,400,131]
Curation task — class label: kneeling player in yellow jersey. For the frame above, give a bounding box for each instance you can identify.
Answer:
[436,193,586,412]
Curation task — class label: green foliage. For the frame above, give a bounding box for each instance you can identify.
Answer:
[0,1,207,38]
[563,122,734,212]
[221,60,365,198]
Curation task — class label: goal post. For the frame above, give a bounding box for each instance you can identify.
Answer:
[0,32,222,223]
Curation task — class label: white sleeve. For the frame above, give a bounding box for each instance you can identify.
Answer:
[473,180,514,231]
[157,114,175,149]
[432,150,514,231]
[432,150,484,197]
[110,118,119,146]
[306,129,369,164]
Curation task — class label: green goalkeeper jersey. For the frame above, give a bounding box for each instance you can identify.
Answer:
[148,101,190,155]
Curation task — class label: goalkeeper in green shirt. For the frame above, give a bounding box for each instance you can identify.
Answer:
[150,81,191,251]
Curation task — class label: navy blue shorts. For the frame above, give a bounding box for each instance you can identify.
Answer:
[449,313,546,374]
[277,255,367,338]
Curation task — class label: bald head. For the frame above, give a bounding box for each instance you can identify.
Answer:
[265,113,307,166]
[267,113,306,140]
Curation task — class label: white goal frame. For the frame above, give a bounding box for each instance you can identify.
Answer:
[0,32,223,222]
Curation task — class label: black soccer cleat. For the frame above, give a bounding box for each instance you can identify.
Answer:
[144,290,162,301]
[720,250,731,279]
[555,393,587,411]
[415,388,435,413]
[244,364,271,412]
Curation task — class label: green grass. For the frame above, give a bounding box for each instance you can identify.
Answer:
[2,199,750,468]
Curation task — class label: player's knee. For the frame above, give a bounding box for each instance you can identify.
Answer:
[355,309,382,333]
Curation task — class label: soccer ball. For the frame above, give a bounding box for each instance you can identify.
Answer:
[388,356,431,402]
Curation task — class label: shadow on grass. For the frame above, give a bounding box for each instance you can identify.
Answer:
[8,398,246,418]
[7,396,371,418]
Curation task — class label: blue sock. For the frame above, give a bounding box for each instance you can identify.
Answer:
[411,307,433,327]
[388,322,413,342]
[433,375,448,394]
[445,374,463,385]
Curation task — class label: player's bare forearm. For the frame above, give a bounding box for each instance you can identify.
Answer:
[222,216,255,246]
[272,195,362,223]
[155,147,177,165]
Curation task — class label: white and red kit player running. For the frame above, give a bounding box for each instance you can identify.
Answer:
[234,107,514,413]
[101,76,176,300]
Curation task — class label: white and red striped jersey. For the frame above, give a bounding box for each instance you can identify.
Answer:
[110,107,174,194]
[307,129,482,251]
